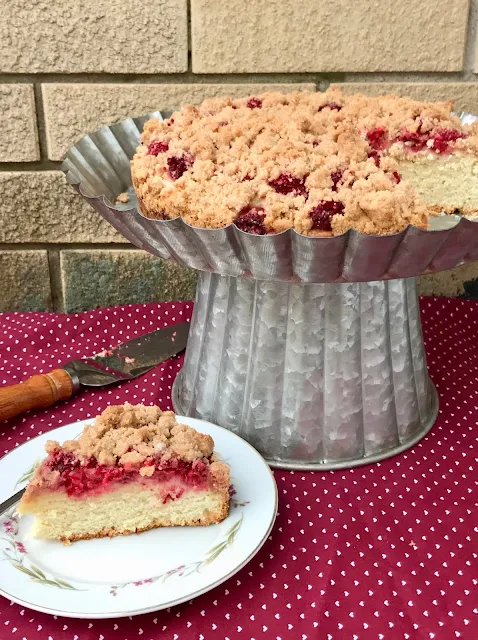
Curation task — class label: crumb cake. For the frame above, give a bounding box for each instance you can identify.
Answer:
[131,88,478,237]
[18,404,230,543]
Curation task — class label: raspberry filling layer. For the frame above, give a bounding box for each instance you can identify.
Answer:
[396,125,429,152]
[397,124,467,154]
[43,449,211,498]
[430,128,467,154]
[364,124,467,159]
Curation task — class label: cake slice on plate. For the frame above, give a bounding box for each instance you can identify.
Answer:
[18,403,230,544]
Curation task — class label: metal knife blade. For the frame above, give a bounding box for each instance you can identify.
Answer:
[0,322,190,422]
[64,322,190,388]
[0,488,25,515]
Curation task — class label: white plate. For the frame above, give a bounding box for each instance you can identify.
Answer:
[0,416,277,619]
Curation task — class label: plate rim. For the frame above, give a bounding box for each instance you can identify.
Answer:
[0,415,278,619]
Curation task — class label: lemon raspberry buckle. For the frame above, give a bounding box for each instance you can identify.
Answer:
[131,88,478,237]
[18,404,230,543]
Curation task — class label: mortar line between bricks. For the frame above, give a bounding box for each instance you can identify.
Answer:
[187,0,192,71]
[32,83,50,162]
[0,161,62,171]
[0,72,321,84]
[0,243,136,251]
[319,75,346,90]
[0,72,476,84]
[341,72,469,83]
[463,0,478,79]
[47,248,63,312]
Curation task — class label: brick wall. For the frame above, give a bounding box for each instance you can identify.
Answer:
[1,0,477,311]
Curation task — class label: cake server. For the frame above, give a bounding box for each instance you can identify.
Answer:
[0,489,24,514]
[0,322,189,422]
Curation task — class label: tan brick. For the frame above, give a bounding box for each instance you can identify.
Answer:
[0,85,39,161]
[335,83,478,115]
[0,0,187,73]
[0,172,125,243]
[0,251,51,312]
[419,263,478,298]
[42,83,316,160]
[191,0,468,73]
[61,250,197,312]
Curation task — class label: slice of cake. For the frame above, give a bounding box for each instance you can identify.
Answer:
[18,404,230,544]
[131,88,478,236]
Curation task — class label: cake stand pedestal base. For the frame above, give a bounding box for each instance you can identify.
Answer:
[172,272,438,470]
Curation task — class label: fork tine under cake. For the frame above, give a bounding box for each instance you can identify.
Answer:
[18,404,230,544]
[131,88,478,236]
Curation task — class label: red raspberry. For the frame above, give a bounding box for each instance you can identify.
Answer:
[147,140,169,155]
[431,129,467,154]
[167,154,194,180]
[368,151,381,167]
[247,97,262,109]
[318,103,342,112]
[234,207,267,234]
[268,173,308,197]
[330,169,344,191]
[310,200,345,232]
[366,127,389,151]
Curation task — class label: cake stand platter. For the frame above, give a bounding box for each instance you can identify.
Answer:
[62,112,478,470]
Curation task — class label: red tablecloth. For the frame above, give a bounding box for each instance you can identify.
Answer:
[0,299,477,640]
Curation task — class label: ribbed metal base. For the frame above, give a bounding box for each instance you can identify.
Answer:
[172,273,439,470]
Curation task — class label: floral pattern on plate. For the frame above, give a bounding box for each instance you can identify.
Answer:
[0,416,277,618]
[1,508,78,590]
[1,467,248,594]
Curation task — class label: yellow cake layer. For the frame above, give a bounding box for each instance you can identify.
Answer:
[397,153,478,215]
[19,483,229,543]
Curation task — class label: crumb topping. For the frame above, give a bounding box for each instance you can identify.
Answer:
[115,192,130,204]
[131,88,476,236]
[45,403,214,467]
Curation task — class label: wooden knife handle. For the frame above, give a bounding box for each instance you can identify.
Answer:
[0,369,74,421]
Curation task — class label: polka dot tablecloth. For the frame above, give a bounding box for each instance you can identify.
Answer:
[0,299,477,640]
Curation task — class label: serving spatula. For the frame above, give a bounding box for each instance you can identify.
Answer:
[0,322,189,421]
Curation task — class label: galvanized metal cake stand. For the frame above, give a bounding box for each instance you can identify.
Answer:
[62,112,478,470]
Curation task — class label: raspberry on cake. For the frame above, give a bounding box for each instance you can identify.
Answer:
[131,88,478,237]
[18,404,230,544]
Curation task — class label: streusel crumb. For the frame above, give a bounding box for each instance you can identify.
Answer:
[131,88,477,236]
[115,192,130,204]
[45,403,213,467]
